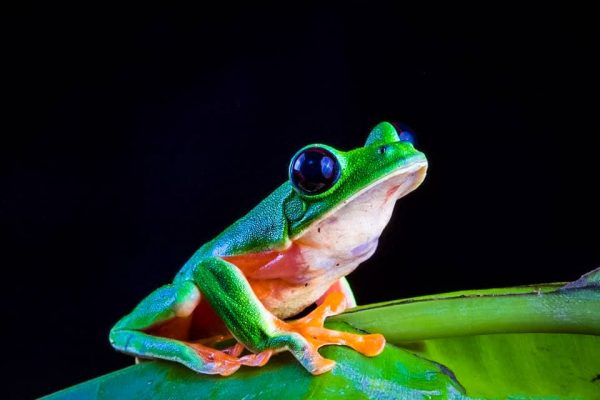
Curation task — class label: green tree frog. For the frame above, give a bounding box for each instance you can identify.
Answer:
[110,122,428,376]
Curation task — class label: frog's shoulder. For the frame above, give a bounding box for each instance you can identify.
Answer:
[176,183,294,280]
[209,182,294,255]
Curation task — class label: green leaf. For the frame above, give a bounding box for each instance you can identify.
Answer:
[331,269,600,398]
[408,333,600,398]
[43,269,600,399]
[43,329,465,400]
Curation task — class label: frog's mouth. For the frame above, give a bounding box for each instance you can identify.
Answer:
[341,161,427,214]
[368,160,428,204]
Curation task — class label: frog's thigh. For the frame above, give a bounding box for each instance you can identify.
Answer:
[192,257,336,374]
[109,282,240,375]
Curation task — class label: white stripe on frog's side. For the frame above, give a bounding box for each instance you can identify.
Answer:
[259,162,427,318]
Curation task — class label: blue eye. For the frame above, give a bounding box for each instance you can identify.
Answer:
[290,147,340,195]
[393,122,417,145]
[399,130,415,144]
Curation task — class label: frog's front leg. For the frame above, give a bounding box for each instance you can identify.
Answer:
[193,257,385,374]
[109,281,242,375]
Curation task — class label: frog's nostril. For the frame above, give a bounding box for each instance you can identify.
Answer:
[378,145,389,155]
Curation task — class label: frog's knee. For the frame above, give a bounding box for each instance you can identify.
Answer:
[109,329,134,352]
[173,281,201,317]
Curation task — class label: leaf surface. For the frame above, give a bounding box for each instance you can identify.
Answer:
[44,268,600,399]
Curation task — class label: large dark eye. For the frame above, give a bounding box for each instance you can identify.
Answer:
[290,147,340,195]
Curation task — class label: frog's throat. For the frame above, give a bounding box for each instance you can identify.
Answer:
[254,160,427,318]
[291,160,428,241]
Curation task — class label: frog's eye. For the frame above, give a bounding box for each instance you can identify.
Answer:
[290,147,341,195]
[393,122,416,145]
[398,130,415,144]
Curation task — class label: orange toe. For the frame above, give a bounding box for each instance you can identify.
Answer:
[215,361,241,376]
[187,342,241,376]
[311,357,336,375]
[223,342,245,357]
[347,333,386,356]
[239,350,273,367]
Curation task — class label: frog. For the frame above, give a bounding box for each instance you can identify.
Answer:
[109,121,428,376]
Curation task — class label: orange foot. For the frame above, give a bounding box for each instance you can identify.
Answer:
[188,292,385,376]
[192,334,273,372]
[221,341,273,367]
[275,291,386,374]
[185,341,242,376]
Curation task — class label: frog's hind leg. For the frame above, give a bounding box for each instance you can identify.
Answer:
[192,257,374,375]
[109,281,241,375]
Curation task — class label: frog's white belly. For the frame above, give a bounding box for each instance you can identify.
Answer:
[257,164,426,318]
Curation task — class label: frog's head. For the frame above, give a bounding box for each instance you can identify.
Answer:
[285,122,428,246]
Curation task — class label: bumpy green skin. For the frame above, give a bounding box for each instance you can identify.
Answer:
[180,121,424,261]
[110,122,427,374]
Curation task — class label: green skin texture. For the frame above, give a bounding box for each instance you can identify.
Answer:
[110,122,427,374]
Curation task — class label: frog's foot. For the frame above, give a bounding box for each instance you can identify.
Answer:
[196,335,272,367]
[272,292,386,374]
[195,334,243,356]
[185,342,242,376]
[224,342,245,357]
[240,350,273,367]
[291,291,386,356]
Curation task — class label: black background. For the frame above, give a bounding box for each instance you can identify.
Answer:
[3,3,598,399]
